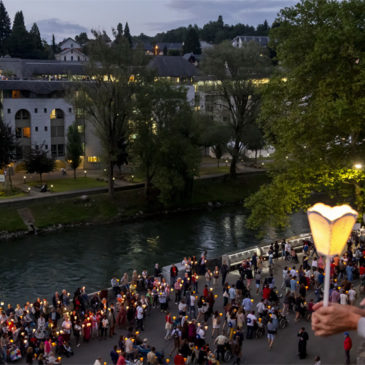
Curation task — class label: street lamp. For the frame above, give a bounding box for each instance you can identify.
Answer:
[354,163,363,170]
[307,203,358,306]
[83,170,87,178]
[23,175,27,184]
[225,159,228,167]
[27,187,31,193]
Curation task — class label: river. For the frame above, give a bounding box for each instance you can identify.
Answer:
[0,206,309,305]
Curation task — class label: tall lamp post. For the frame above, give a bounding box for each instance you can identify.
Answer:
[307,203,358,306]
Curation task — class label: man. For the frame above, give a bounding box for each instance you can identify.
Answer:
[344,332,352,365]
[147,347,159,365]
[246,310,257,339]
[110,345,119,365]
[297,327,309,359]
[214,333,229,361]
[242,296,253,313]
[221,262,229,286]
[136,302,144,331]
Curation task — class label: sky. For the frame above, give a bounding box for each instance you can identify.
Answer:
[3,0,298,43]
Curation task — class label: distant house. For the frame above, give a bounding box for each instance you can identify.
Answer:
[232,35,269,48]
[136,42,182,56]
[55,38,88,62]
[147,56,198,79]
[183,53,200,66]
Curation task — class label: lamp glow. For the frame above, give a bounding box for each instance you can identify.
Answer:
[307,203,358,306]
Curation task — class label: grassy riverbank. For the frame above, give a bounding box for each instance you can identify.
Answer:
[0,173,268,233]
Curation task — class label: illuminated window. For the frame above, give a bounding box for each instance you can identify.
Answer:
[12,90,21,98]
[22,127,31,138]
[77,125,84,133]
[87,156,100,163]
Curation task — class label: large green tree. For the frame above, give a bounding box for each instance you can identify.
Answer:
[66,123,83,179]
[0,1,11,56]
[201,41,272,177]
[130,79,201,203]
[183,26,201,54]
[72,31,144,196]
[245,0,365,230]
[7,11,32,58]
[24,146,55,184]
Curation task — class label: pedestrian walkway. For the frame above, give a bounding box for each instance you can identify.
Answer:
[53,254,362,364]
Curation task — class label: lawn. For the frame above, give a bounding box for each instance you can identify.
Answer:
[0,208,28,232]
[28,177,107,193]
[198,165,230,176]
[0,190,26,200]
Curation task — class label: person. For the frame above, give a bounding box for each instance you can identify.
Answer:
[93,357,103,365]
[314,355,321,365]
[246,310,257,339]
[297,327,309,359]
[174,351,186,364]
[136,302,144,331]
[116,351,126,365]
[344,332,352,365]
[221,263,229,286]
[214,333,229,361]
[110,345,119,365]
[312,301,365,337]
[147,347,158,365]
[267,318,277,350]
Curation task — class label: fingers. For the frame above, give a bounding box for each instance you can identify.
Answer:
[360,298,365,306]
[312,301,323,311]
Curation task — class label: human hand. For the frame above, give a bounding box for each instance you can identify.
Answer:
[312,302,361,336]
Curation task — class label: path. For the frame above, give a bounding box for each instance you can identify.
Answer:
[18,254,362,365]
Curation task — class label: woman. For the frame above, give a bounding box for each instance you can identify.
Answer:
[164,312,173,340]
[212,266,219,287]
[26,346,33,365]
[211,311,221,338]
[237,307,245,330]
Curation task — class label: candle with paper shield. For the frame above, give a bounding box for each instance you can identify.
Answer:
[307,203,358,306]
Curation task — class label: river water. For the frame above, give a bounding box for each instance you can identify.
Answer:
[0,207,309,306]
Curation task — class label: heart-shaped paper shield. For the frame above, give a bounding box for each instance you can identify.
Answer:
[307,203,358,256]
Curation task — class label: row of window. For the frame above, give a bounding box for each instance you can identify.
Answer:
[15,126,65,138]
[11,108,72,116]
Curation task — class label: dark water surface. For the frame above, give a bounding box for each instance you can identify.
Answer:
[0,207,309,305]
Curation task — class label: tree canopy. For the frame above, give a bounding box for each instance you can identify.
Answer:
[0,0,11,56]
[245,0,365,230]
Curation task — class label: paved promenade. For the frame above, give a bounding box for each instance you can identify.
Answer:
[25,254,360,365]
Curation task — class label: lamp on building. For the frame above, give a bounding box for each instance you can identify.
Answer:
[23,175,27,184]
[83,170,87,178]
[307,203,358,306]
[354,163,363,170]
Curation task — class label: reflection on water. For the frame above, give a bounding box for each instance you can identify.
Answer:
[0,207,309,305]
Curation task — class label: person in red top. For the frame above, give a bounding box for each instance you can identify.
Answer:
[262,285,271,301]
[344,332,352,365]
[174,352,186,365]
[203,285,209,298]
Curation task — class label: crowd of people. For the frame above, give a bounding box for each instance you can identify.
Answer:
[1,232,364,365]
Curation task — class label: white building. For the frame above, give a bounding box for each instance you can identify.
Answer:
[55,38,88,62]
[232,35,269,48]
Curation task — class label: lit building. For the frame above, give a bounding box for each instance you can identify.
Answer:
[55,38,88,62]
[232,35,269,48]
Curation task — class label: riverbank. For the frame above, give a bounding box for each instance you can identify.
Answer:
[0,172,269,239]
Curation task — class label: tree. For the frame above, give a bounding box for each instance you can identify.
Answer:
[245,0,365,230]
[123,22,132,48]
[24,146,54,184]
[0,1,11,56]
[242,121,265,164]
[66,123,83,179]
[71,31,144,196]
[112,23,123,45]
[130,79,201,203]
[201,41,272,177]
[183,26,201,54]
[0,115,15,189]
[75,32,89,46]
[29,23,47,59]
[7,11,32,58]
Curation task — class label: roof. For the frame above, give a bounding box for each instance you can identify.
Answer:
[0,58,87,78]
[156,42,182,50]
[56,48,87,57]
[147,56,198,78]
[59,37,80,48]
[0,80,73,94]
[183,53,201,61]
[233,35,269,46]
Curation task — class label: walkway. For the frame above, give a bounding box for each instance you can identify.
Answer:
[20,254,362,364]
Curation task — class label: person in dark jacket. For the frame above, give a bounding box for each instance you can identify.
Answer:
[298,327,309,359]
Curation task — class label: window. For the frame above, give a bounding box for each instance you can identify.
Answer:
[12,90,21,98]
[71,43,73,48]
[64,56,66,61]
[78,56,80,61]
[7,109,10,114]
[57,144,64,156]
[71,49,73,54]
[68,107,72,113]
[87,156,100,163]
[77,125,84,133]
[44,126,48,131]
[71,56,73,61]
[57,126,64,137]
[22,127,31,138]
[51,144,57,158]
[15,128,22,138]
[34,108,38,113]
[35,145,39,150]
[45,145,48,150]
[35,126,38,132]
[44,108,47,113]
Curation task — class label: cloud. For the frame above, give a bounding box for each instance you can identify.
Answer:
[35,18,89,43]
